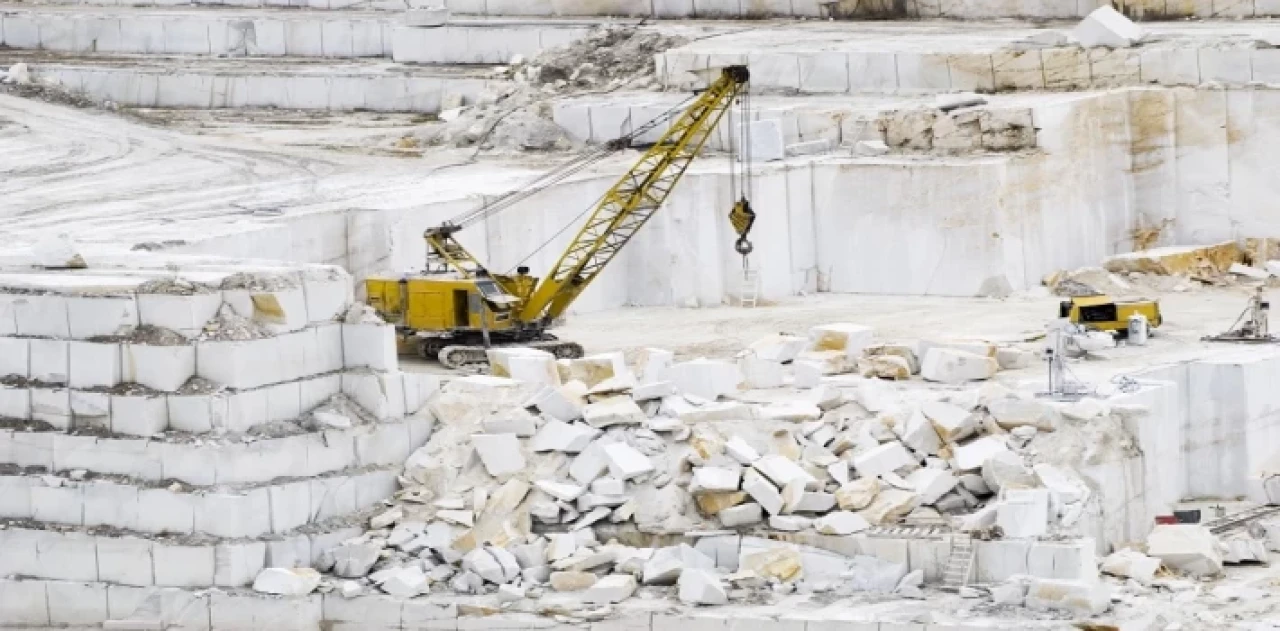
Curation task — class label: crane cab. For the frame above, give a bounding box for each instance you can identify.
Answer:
[365,274,514,332]
[365,267,550,361]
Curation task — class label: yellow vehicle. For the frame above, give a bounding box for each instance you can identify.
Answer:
[366,66,755,368]
[1058,295,1162,335]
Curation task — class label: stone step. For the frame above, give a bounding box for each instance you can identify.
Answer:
[0,466,397,537]
[0,524,363,588]
[0,416,432,485]
[658,22,1280,95]
[0,8,591,64]
[9,51,500,112]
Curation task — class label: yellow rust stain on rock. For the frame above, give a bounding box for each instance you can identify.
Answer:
[696,491,747,516]
[1104,241,1242,275]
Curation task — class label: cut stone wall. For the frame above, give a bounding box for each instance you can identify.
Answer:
[660,43,1280,95]
[0,577,1075,630]
[0,11,592,65]
[0,260,438,592]
[29,62,495,112]
[1135,352,1280,500]
[2,0,1269,18]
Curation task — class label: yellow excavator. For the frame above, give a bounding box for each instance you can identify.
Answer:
[365,66,755,368]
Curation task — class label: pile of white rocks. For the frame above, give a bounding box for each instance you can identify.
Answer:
[297,322,1112,607]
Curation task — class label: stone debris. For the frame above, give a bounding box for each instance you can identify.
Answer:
[678,568,728,605]
[3,62,32,86]
[1025,578,1110,616]
[1146,525,1227,577]
[582,574,637,604]
[1102,548,1162,585]
[1072,5,1143,48]
[921,348,998,383]
[814,511,871,535]
[550,571,598,592]
[4,305,1107,616]
[0,241,1202,631]
[1104,242,1240,277]
[252,567,322,595]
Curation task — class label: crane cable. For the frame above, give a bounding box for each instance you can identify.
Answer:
[440,94,698,232]
[727,86,756,270]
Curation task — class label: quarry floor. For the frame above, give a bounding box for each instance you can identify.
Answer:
[4,89,1271,385]
[425,286,1271,384]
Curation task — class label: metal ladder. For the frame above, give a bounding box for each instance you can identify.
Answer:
[739,269,761,308]
[939,534,976,591]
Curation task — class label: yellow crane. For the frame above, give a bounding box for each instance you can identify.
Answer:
[365,65,755,369]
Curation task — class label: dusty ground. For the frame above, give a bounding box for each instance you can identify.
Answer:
[557,285,1269,377]
[396,282,1277,389]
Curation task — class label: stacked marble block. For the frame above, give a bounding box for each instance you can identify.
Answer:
[0,262,438,627]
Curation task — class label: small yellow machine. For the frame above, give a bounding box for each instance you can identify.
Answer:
[366,66,755,368]
[1058,295,1162,334]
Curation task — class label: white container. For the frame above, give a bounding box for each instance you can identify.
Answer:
[1127,314,1149,346]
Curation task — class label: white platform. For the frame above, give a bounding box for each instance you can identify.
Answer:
[0,8,593,64]
[0,416,433,485]
[23,56,496,112]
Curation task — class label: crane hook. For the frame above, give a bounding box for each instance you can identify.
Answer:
[735,236,753,271]
[728,197,756,272]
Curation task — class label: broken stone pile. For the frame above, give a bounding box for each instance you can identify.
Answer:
[1047,239,1280,297]
[409,25,685,152]
[302,322,1123,610]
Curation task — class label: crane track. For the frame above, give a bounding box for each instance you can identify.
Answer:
[437,341,585,370]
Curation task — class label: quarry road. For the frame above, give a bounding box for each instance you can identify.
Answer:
[553,287,1275,380]
[0,93,569,251]
[0,92,339,232]
[403,284,1276,383]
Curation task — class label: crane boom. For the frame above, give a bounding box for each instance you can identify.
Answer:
[366,64,753,370]
[518,65,751,323]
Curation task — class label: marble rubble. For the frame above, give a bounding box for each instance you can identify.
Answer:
[0,255,1256,627]
[235,319,1170,617]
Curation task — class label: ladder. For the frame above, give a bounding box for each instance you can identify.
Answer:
[939,534,976,591]
[738,269,762,308]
